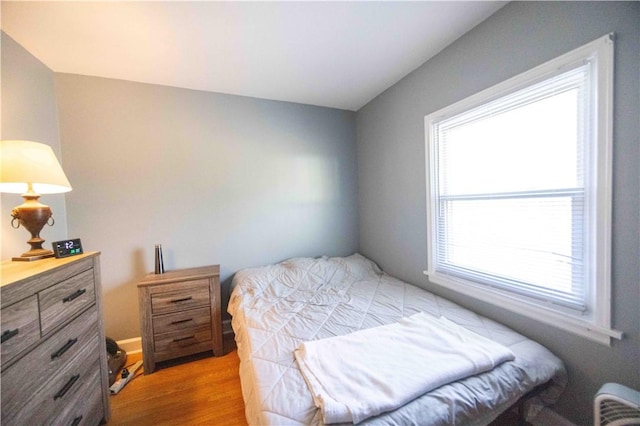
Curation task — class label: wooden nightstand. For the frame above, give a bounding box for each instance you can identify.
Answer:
[137,265,223,374]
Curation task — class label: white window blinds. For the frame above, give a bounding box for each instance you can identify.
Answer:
[430,64,589,311]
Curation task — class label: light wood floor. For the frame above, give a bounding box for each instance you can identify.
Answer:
[108,342,247,426]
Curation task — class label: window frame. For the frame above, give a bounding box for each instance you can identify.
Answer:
[423,34,621,345]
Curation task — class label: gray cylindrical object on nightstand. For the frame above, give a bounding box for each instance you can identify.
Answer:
[154,244,164,274]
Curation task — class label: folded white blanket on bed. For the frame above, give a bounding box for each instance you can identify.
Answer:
[294,312,515,424]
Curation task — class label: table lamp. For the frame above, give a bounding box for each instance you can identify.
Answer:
[0,140,72,261]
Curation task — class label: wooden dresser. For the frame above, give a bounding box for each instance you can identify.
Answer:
[0,252,110,425]
[137,265,223,374]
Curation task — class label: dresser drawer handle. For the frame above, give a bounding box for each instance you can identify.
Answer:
[51,338,78,360]
[71,415,83,426]
[54,374,80,400]
[63,288,87,303]
[170,318,193,325]
[170,296,193,304]
[1,329,19,343]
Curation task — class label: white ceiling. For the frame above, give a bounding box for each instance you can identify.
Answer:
[1,1,506,111]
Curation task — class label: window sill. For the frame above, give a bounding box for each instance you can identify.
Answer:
[423,270,623,346]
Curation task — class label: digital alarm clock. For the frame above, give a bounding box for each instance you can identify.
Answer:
[52,238,84,258]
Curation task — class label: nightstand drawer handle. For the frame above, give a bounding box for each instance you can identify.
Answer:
[51,338,78,360]
[54,374,80,400]
[63,288,86,303]
[1,329,19,343]
[173,335,195,342]
[71,415,83,426]
[170,296,193,304]
[171,318,193,325]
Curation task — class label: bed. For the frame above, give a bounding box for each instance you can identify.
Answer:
[228,253,566,425]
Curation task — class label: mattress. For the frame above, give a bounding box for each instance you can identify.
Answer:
[228,254,567,425]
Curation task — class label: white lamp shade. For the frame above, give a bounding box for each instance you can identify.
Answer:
[0,140,72,194]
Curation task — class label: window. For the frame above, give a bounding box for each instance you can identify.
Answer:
[424,34,621,345]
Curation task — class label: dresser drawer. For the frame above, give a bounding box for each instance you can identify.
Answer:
[1,295,39,366]
[151,279,210,315]
[52,364,103,426]
[1,308,99,420]
[39,269,96,336]
[3,340,101,425]
[153,307,212,335]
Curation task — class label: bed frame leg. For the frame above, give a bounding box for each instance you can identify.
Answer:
[518,402,527,426]
[515,380,554,426]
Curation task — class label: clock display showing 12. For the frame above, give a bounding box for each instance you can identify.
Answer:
[52,238,84,258]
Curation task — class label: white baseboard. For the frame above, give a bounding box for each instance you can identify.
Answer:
[532,407,576,426]
[116,337,142,354]
[116,319,233,356]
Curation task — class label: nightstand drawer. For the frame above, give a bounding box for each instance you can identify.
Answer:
[39,269,96,336]
[151,279,210,315]
[1,295,39,366]
[2,335,100,424]
[153,307,212,335]
[1,308,98,417]
[154,327,212,356]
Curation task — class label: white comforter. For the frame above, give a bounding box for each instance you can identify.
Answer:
[228,254,567,425]
[295,313,515,424]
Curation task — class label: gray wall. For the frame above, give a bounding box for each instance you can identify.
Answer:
[54,74,358,340]
[356,2,639,424]
[1,33,69,259]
